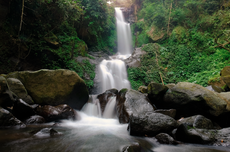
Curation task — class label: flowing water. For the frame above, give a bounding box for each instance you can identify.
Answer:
[0,8,230,152]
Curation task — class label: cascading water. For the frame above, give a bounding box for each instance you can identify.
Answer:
[97,7,133,93]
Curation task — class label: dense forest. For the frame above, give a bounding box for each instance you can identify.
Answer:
[0,0,230,91]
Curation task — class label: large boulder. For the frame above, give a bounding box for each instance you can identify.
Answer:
[0,107,26,128]
[116,89,156,124]
[163,82,228,118]
[221,66,230,88]
[6,69,89,109]
[154,109,176,119]
[7,78,34,104]
[128,112,178,137]
[35,104,76,122]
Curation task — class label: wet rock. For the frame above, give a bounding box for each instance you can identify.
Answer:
[154,109,176,119]
[0,107,26,128]
[147,82,168,102]
[165,83,175,89]
[124,47,146,68]
[97,89,118,113]
[116,88,129,124]
[125,89,156,116]
[6,69,89,110]
[178,115,214,129]
[128,112,178,137]
[122,143,142,152]
[36,104,76,122]
[33,128,59,138]
[162,82,228,118]
[213,127,230,147]
[138,86,148,94]
[155,133,180,145]
[12,99,38,120]
[175,124,215,144]
[24,115,45,124]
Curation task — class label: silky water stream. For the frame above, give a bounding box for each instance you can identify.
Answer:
[0,8,230,152]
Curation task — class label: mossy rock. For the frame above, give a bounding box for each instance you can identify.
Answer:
[221,66,230,88]
[6,69,89,110]
[147,26,166,42]
[171,26,186,41]
[138,86,148,93]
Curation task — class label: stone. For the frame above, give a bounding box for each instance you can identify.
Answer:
[0,107,25,128]
[221,66,230,88]
[12,99,38,120]
[116,88,129,124]
[175,124,215,144]
[147,82,168,102]
[154,109,176,119]
[124,47,146,68]
[155,133,180,145]
[163,82,228,118]
[122,143,142,152]
[124,89,156,118]
[36,104,76,122]
[7,78,34,104]
[6,69,89,110]
[97,89,118,114]
[128,112,178,137]
[138,86,148,94]
[24,115,45,124]
[213,127,230,147]
[33,128,59,138]
[178,115,214,129]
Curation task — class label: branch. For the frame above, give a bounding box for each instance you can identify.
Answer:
[214,38,230,52]
[18,0,25,36]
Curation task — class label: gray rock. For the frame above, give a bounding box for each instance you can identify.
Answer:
[128,112,178,137]
[155,133,180,145]
[24,115,45,124]
[33,128,59,138]
[147,82,168,102]
[154,109,176,119]
[0,107,25,128]
[163,82,228,117]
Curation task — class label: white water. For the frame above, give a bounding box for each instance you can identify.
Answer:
[116,7,133,55]
[98,7,132,93]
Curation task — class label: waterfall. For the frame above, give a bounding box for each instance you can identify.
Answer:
[97,7,132,94]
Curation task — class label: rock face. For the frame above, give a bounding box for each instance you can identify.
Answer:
[221,66,230,88]
[7,78,34,104]
[6,69,89,110]
[0,107,25,128]
[128,112,178,137]
[162,82,228,118]
[154,109,176,119]
[36,104,76,122]
[124,48,146,68]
